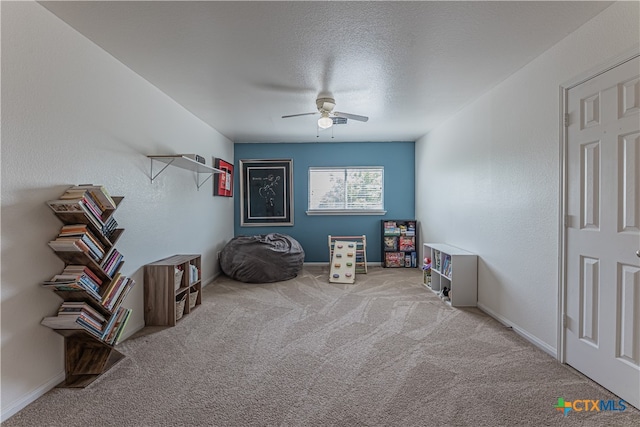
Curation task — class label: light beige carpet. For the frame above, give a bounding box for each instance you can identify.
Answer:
[5,266,639,426]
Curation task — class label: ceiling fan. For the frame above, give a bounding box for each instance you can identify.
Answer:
[282,97,369,129]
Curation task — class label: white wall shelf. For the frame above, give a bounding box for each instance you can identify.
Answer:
[423,243,477,307]
[148,155,223,190]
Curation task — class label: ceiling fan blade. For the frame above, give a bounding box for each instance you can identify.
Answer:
[334,111,369,122]
[281,112,318,119]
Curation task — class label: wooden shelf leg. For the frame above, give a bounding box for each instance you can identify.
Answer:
[59,333,125,388]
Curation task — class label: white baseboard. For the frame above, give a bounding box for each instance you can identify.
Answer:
[201,271,220,287]
[1,371,65,423]
[477,302,557,359]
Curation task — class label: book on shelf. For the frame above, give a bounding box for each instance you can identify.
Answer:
[103,276,135,311]
[101,248,123,277]
[43,276,102,302]
[433,250,442,271]
[398,236,415,251]
[104,307,131,345]
[41,315,91,330]
[100,307,121,340]
[383,221,401,236]
[64,185,116,211]
[189,264,199,284]
[442,255,452,277]
[42,303,105,335]
[48,237,102,262]
[78,198,106,231]
[102,216,118,240]
[58,301,106,323]
[385,252,405,268]
[58,225,106,259]
[114,309,132,345]
[42,296,132,345]
[61,190,103,217]
[100,274,134,310]
[47,238,84,253]
[61,265,103,287]
[60,224,105,247]
[49,272,100,294]
[383,236,398,251]
[47,187,116,236]
[399,221,416,236]
[109,282,133,313]
[46,199,85,214]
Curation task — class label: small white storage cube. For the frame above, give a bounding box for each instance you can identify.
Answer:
[424,243,477,307]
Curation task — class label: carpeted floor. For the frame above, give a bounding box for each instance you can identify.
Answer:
[4,266,639,426]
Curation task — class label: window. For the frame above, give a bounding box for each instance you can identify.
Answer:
[307,167,385,215]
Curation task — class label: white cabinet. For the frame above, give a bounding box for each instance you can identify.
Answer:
[423,243,477,307]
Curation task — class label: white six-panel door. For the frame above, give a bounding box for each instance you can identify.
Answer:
[565,56,640,409]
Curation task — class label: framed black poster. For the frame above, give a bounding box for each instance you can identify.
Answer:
[239,159,293,226]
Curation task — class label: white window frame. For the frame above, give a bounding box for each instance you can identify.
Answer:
[307,166,386,215]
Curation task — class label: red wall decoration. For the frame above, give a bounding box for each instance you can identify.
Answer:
[213,158,233,197]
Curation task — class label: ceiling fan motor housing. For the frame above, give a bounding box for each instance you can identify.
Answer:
[316,97,336,113]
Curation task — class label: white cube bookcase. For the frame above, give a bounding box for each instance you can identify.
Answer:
[424,243,477,307]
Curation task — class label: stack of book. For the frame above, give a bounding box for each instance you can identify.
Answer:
[433,250,442,271]
[188,263,199,284]
[103,307,132,345]
[442,255,453,277]
[42,265,103,302]
[383,221,401,236]
[401,222,416,236]
[49,224,106,262]
[101,273,135,311]
[41,301,106,339]
[101,248,124,277]
[47,185,118,237]
[41,302,132,345]
[103,217,118,240]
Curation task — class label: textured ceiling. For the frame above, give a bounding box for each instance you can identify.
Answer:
[41,1,613,143]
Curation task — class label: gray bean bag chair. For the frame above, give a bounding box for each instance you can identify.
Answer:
[220,233,305,283]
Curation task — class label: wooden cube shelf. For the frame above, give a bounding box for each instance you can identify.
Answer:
[143,254,202,326]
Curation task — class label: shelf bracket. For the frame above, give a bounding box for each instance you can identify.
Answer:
[149,157,175,183]
[196,172,213,190]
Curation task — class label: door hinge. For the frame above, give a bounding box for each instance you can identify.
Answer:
[562,313,567,329]
[564,113,570,127]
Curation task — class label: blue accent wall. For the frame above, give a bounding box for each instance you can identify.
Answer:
[233,141,415,262]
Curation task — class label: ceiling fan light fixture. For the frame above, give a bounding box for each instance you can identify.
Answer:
[318,114,333,129]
